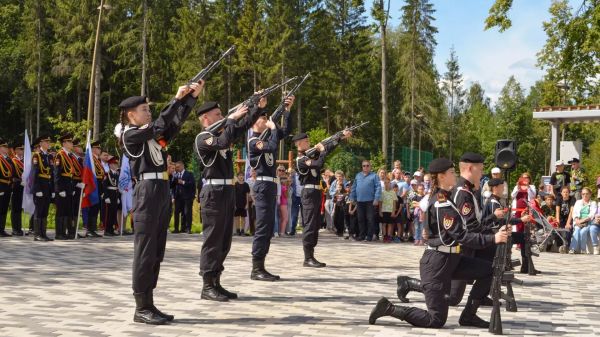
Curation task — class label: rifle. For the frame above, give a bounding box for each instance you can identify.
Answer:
[188,46,235,87]
[257,73,311,141]
[203,77,299,135]
[304,121,368,159]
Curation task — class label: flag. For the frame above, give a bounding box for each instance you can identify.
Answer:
[118,155,133,215]
[81,133,99,208]
[21,130,35,215]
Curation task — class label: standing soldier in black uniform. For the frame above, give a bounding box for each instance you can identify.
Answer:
[0,138,15,237]
[369,158,510,329]
[292,130,352,267]
[118,81,204,325]
[247,95,295,281]
[101,156,121,236]
[31,135,54,241]
[70,139,90,237]
[195,98,263,302]
[53,133,75,240]
[10,142,25,236]
[85,141,105,236]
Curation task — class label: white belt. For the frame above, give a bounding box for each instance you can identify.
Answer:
[304,184,322,190]
[256,176,276,182]
[139,172,169,181]
[205,179,234,185]
[106,187,118,190]
[427,245,461,254]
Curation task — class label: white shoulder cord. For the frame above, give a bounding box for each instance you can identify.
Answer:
[296,156,309,176]
[247,136,262,170]
[454,186,482,222]
[435,200,467,247]
[194,131,218,168]
[122,126,144,159]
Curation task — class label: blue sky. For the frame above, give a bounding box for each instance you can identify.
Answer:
[366,0,574,103]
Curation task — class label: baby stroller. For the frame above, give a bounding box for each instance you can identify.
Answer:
[527,199,569,254]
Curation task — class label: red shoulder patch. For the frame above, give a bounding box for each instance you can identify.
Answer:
[443,215,455,230]
[461,202,473,216]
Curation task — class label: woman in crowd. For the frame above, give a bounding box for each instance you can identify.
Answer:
[511,172,536,202]
[556,185,575,246]
[331,171,348,237]
[569,187,597,254]
[278,170,289,238]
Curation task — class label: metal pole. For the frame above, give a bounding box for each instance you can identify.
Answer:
[86,0,105,132]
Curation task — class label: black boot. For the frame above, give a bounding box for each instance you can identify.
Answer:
[0,213,11,237]
[369,297,409,325]
[251,259,280,281]
[303,247,326,268]
[520,255,529,274]
[215,272,238,299]
[459,297,489,328]
[133,292,167,325]
[66,218,77,239]
[396,276,422,303]
[55,217,68,240]
[201,273,228,302]
[480,296,494,307]
[41,219,53,241]
[33,219,47,241]
[147,291,174,321]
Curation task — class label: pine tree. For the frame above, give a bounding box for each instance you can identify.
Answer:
[441,47,465,161]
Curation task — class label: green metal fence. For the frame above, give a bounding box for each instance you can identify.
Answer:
[399,146,433,173]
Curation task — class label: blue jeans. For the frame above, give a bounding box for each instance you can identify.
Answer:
[356,201,375,240]
[414,218,423,240]
[570,225,591,252]
[289,195,302,234]
[590,223,600,247]
[273,203,279,235]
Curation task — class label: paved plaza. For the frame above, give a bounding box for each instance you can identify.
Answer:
[1,231,599,337]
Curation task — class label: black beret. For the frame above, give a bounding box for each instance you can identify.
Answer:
[58,132,74,143]
[291,133,308,142]
[568,157,580,164]
[428,158,454,174]
[488,178,504,187]
[459,152,485,163]
[0,138,7,147]
[196,101,220,116]
[119,96,148,110]
[91,140,102,149]
[33,135,51,146]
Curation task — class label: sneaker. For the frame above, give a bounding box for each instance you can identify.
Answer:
[392,236,401,243]
[595,246,600,255]
[568,249,575,254]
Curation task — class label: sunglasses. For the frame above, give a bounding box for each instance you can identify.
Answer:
[362,164,370,167]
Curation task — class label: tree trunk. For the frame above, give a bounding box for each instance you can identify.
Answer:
[36,4,42,138]
[93,52,101,140]
[141,0,148,96]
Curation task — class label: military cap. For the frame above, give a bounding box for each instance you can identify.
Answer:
[291,133,308,142]
[58,132,74,143]
[11,142,23,150]
[196,101,220,117]
[33,135,51,146]
[107,156,119,165]
[568,157,580,164]
[119,96,148,110]
[459,152,485,163]
[488,178,504,187]
[72,138,81,147]
[91,140,102,149]
[0,138,8,147]
[428,158,453,174]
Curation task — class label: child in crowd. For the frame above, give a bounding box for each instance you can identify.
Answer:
[344,181,356,240]
[233,172,250,236]
[393,183,407,243]
[279,173,289,238]
[333,177,347,237]
[411,183,426,245]
[380,178,398,243]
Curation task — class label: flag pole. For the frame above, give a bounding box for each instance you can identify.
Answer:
[76,130,92,240]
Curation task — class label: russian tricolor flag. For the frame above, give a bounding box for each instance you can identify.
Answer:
[81,132,99,208]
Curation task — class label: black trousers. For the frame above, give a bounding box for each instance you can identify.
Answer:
[55,190,73,236]
[11,185,23,232]
[333,203,345,235]
[199,184,234,276]
[174,197,193,232]
[403,250,493,328]
[252,181,277,261]
[0,185,12,231]
[356,201,375,240]
[102,199,119,233]
[301,188,322,251]
[132,179,170,294]
[87,204,100,232]
[33,181,51,236]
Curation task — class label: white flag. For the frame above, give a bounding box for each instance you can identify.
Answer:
[21,129,36,215]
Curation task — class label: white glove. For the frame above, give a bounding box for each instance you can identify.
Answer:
[0,192,4,196]
[59,191,66,197]
[52,193,55,198]
[76,183,85,189]
[20,181,25,187]
[104,198,111,204]
[72,191,76,196]
[35,192,43,197]
[483,191,492,199]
